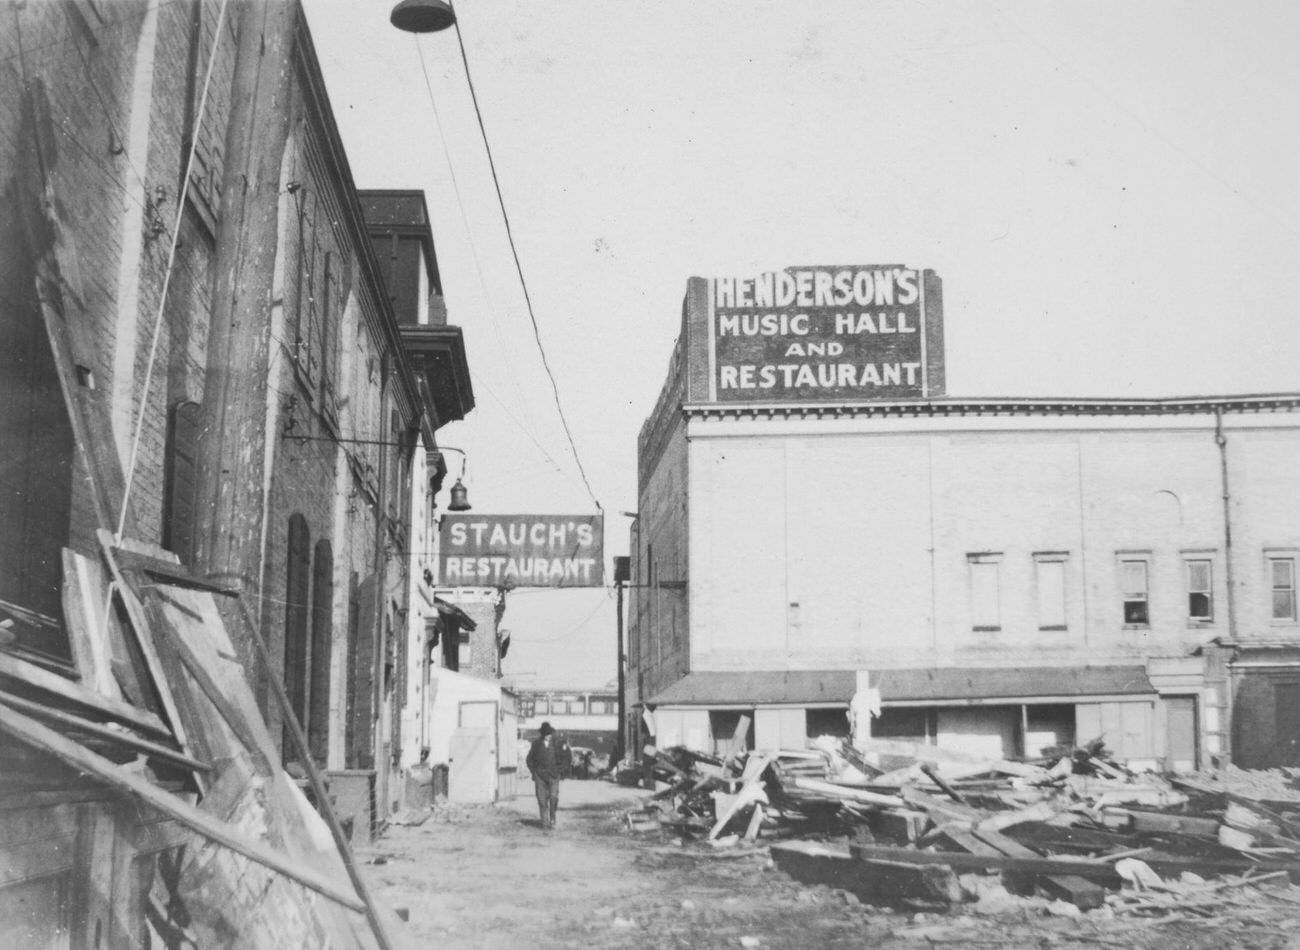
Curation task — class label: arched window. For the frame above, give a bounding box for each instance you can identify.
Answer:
[308,539,333,762]
[284,514,311,759]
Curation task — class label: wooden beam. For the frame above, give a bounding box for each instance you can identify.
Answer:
[61,549,119,698]
[0,651,169,738]
[971,827,1106,910]
[790,776,905,807]
[0,701,365,912]
[0,691,210,774]
[145,601,272,775]
[850,842,1123,884]
[96,530,201,789]
[772,841,962,906]
[109,546,239,595]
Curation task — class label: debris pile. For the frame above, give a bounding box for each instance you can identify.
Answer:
[622,730,1300,921]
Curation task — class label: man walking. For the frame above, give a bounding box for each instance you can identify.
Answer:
[525,722,568,829]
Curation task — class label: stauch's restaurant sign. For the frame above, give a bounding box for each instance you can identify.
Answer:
[706,265,944,402]
[438,514,604,588]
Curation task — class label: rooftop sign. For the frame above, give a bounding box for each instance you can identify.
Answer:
[438,514,604,588]
[704,266,944,402]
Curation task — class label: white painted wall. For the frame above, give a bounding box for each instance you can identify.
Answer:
[684,413,1300,675]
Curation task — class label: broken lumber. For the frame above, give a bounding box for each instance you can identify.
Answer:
[0,691,210,774]
[0,700,364,911]
[848,843,1123,887]
[772,841,962,906]
[788,776,905,807]
[1105,809,1220,837]
[0,651,170,739]
[971,827,1106,910]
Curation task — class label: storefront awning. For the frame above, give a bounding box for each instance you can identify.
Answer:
[645,665,1156,709]
[433,597,476,630]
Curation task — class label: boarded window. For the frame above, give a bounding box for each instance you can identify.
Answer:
[346,573,376,769]
[968,555,1001,630]
[1271,558,1296,621]
[308,539,333,763]
[0,229,74,653]
[163,401,201,563]
[1120,558,1149,625]
[283,515,311,761]
[1035,556,1067,630]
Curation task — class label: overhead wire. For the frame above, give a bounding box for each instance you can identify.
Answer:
[447,8,603,512]
[411,35,535,432]
[117,0,232,537]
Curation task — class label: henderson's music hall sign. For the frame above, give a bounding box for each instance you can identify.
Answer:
[438,514,604,588]
[694,265,945,402]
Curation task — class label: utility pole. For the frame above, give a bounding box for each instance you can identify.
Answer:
[613,555,630,763]
[192,0,297,675]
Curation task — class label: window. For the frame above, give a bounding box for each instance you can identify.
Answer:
[1120,558,1150,625]
[1186,559,1213,622]
[1035,555,1067,630]
[1271,557,1297,621]
[968,554,1001,630]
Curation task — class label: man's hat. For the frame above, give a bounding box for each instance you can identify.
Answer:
[539,721,554,736]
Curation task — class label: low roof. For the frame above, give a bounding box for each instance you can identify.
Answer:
[432,597,477,630]
[645,665,1155,708]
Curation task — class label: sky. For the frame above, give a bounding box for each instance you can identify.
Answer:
[300,0,1300,689]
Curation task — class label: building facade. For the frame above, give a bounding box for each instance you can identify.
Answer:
[0,1,472,942]
[629,270,1300,771]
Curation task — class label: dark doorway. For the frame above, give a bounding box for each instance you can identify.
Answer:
[0,184,74,661]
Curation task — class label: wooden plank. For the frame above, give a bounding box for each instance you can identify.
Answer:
[850,842,1123,884]
[920,762,969,804]
[790,776,905,807]
[109,546,238,595]
[743,803,765,841]
[0,701,365,912]
[972,827,1106,909]
[0,832,78,886]
[96,530,200,787]
[0,652,169,738]
[1109,808,1220,837]
[61,549,119,697]
[709,753,771,840]
[722,714,751,768]
[145,600,273,775]
[868,808,930,844]
[0,691,210,773]
[32,259,132,535]
[972,801,1064,834]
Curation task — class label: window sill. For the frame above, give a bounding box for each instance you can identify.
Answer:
[1122,624,1150,631]
[1186,621,1215,630]
[1038,625,1068,632]
[971,626,1002,633]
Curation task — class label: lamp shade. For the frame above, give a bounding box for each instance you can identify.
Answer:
[447,478,471,512]
[390,0,456,33]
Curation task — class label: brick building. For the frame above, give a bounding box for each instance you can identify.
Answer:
[628,269,1300,771]
[0,1,470,943]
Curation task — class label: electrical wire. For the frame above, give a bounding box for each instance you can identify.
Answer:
[448,8,602,512]
[412,35,534,430]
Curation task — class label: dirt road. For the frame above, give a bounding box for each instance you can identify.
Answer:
[358,780,1297,950]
